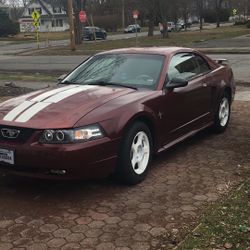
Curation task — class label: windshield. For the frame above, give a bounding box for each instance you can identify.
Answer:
[62,54,165,90]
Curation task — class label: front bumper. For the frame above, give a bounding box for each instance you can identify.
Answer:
[0,135,120,180]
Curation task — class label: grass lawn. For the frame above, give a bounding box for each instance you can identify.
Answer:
[177,179,250,250]
[31,25,250,56]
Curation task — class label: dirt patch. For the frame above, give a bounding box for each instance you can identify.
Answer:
[0,85,34,97]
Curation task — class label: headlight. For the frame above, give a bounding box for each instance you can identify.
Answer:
[39,125,104,144]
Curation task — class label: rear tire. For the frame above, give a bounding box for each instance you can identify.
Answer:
[115,122,153,185]
[213,92,231,133]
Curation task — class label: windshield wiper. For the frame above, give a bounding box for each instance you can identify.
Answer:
[87,81,137,90]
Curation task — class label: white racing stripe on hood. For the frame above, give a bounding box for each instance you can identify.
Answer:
[44,85,95,103]
[3,101,34,121]
[10,85,96,123]
[3,85,78,122]
[31,85,78,102]
[15,102,51,123]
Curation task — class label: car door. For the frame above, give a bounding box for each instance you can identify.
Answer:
[160,52,212,144]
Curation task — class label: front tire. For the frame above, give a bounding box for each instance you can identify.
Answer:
[213,92,231,133]
[116,122,153,185]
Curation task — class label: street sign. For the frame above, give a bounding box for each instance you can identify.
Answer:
[31,10,41,21]
[79,10,87,23]
[31,10,40,49]
[133,10,139,19]
[32,21,40,28]
[232,8,237,16]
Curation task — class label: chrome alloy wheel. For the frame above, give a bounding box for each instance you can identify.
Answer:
[130,131,150,175]
[219,97,230,127]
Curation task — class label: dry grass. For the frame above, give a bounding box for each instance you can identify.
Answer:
[30,25,250,56]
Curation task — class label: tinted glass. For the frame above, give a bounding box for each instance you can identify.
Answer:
[195,55,211,73]
[168,53,200,81]
[63,54,165,90]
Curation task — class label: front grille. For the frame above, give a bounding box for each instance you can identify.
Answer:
[0,125,35,143]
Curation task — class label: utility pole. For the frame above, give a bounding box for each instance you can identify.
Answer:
[67,0,76,51]
[122,0,125,30]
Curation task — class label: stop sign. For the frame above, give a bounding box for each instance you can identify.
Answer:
[133,10,139,19]
[79,10,87,23]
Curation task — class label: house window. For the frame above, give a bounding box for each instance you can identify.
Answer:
[28,8,34,15]
[52,19,63,27]
[52,7,62,13]
[41,20,45,25]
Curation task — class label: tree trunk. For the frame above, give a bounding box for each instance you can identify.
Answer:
[74,15,82,45]
[148,21,154,36]
[73,0,86,45]
[197,0,203,31]
[162,22,169,38]
[216,1,220,28]
[148,10,155,36]
[216,9,220,27]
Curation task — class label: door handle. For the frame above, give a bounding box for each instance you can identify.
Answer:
[202,83,207,87]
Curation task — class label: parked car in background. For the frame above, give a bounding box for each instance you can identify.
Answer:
[177,20,192,29]
[124,24,141,33]
[83,26,107,40]
[160,22,177,33]
[177,21,185,29]
[167,22,176,32]
[0,47,235,184]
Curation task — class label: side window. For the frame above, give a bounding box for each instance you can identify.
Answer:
[168,53,200,82]
[195,55,211,74]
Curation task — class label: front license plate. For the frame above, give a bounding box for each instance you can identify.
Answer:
[0,148,14,165]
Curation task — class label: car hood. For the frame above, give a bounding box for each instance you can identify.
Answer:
[0,84,135,129]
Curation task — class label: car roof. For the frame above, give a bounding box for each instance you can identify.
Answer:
[98,47,196,56]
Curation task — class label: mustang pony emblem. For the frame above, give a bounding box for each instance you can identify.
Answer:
[1,128,20,139]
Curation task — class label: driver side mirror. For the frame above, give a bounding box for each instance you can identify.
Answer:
[166,78,188,90]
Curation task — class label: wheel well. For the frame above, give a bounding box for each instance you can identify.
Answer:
[124,116,157,149]
[224,87,232,103]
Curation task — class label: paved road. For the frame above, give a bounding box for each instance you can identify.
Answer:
[0,86,249,249]
[0,54,249,83]
[0,55,85,72]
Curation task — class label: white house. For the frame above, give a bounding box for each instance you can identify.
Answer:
[19,0,69,32]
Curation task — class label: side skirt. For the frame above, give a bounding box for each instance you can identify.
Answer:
[157,122,214,153]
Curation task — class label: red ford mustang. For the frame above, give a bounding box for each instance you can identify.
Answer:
[0,47,235,184]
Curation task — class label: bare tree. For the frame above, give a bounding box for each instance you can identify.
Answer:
[7,0,25,21]
[61,0,87,44]
[158,0,171,38]
[178,0,193,30]
[146,0,158,36]
[196,0,204,30]
[22,0,30,7]
[214,0,224,27]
